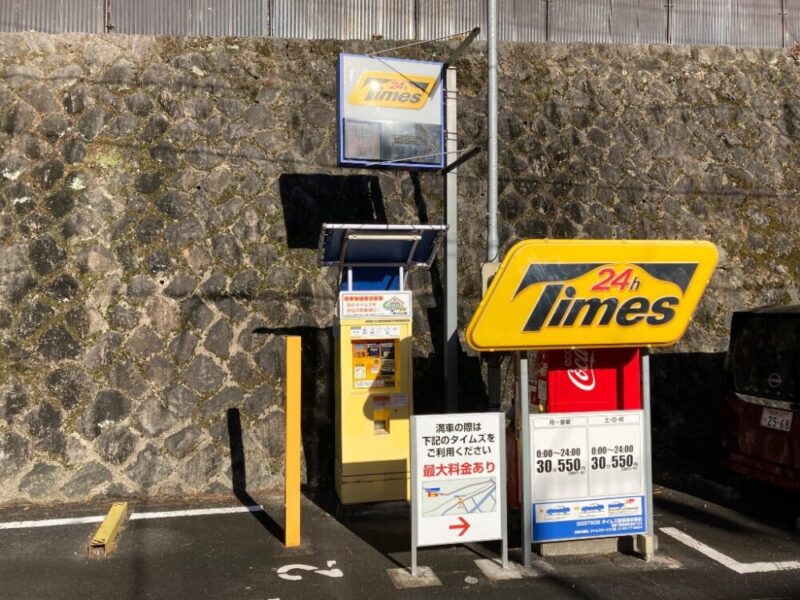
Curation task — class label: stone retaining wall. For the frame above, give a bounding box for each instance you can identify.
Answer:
[0,34,799,503]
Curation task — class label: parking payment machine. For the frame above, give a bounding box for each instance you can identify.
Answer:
[319,224,446,505]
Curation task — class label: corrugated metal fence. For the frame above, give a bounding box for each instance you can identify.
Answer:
[1,0,800,48]
[112,0,268,36]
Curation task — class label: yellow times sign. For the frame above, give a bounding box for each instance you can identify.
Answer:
[348,71,436,110]
[466,240,718,351]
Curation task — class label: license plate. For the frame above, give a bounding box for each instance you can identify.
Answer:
[760,407,793,432]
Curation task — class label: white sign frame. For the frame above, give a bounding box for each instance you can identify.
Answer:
[410,412,507,575]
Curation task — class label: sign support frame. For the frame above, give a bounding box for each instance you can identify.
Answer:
[444,64,459,414]
[411,416,419,576]
[518,351,532,568]
[641,349,655,538]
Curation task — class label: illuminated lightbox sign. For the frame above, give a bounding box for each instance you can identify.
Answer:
[338,53,444,170]
[466,240,719,351]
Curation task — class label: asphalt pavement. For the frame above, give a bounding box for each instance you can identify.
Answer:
[0,481,798,600]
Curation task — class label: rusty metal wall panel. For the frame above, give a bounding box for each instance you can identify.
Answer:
[548,0,612,44]
[609,0,668,45]
[0,0,104,33]
[113,0,267,36]
[673,0,733,46]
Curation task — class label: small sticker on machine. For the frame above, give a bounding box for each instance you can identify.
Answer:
[351,326,401,339]
[391,394,408,408]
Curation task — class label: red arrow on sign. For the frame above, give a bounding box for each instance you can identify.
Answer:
[449,517,470,537]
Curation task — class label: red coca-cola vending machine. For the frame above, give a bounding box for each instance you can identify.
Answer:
[532,348,641,412]
[507,348,642,507]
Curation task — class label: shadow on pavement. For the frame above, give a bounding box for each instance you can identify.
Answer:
[657,474,800,532]
[227,407,285,541]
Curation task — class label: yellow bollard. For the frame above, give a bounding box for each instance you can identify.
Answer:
[284,336,302,547]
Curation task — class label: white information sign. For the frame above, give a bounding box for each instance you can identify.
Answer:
[530,410,646,542]
[412,413,505,547]
[339,291,412,320]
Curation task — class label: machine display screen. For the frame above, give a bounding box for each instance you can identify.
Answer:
[353,340,396,389]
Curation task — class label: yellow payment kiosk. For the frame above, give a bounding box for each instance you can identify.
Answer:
[319,224,446,504]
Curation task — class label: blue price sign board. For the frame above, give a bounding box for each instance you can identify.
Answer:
[530,411,646,543]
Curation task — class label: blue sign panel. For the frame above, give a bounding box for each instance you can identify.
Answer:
[532,496,646,542]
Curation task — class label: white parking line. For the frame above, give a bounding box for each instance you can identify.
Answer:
[660,527,800,574]
[0,515,105,530]
[0,505,264,530]
[129,505,264,521]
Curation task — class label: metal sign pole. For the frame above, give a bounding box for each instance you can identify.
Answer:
[440,28,478,414]
[641,349,655,537]
[518,352,532,567]
[410,416,418,577]
[495,411,509,569]
[486,0,498,261]
[444,65,459,414]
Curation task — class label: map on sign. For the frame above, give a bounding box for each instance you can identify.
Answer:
[421,477,497,517]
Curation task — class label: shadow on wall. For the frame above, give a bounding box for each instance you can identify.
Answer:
[649,351,727,486]
[407,172,489,414]
[277,174,388,489]
[277,174,388,487]
[251,326,334,491]
[278,174,388,249]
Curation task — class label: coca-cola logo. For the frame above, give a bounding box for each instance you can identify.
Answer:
[566,349,596,391]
